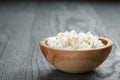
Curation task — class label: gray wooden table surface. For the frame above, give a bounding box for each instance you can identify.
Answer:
[0,1,120,80]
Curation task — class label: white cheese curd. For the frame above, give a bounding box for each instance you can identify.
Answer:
[46,30,105,50]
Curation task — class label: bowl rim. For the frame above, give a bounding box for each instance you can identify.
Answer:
[40,37,113,51]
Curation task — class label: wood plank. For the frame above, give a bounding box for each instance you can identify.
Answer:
[90,3,120,80]
[0,2,37,80]
[0,2,120,80]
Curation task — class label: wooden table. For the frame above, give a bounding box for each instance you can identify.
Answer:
[0,1,120,80]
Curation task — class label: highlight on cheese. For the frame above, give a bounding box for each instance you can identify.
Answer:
[46,30,105,50]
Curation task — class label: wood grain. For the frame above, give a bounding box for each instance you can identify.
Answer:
[0,2,120,80]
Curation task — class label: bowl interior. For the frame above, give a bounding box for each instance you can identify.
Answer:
[99,38,107,45]
[42,37,113,51]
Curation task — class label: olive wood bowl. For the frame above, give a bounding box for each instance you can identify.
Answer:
[40,37,113,73]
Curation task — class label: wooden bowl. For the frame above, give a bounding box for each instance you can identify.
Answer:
[40,37,113,73]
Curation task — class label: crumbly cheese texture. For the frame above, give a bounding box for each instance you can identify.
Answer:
[46,30,105,50]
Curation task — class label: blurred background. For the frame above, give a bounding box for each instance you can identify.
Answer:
[0,0,120,80]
